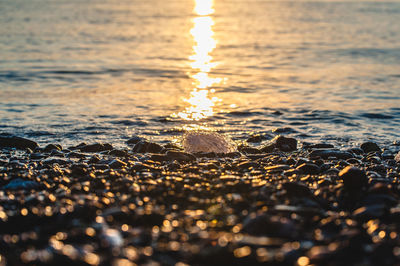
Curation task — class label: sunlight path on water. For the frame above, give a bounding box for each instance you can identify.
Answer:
[172,0,223,122]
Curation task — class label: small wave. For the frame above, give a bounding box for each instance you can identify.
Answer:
[360,113,394,119]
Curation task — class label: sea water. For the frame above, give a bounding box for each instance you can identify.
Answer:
[1,0,400,147]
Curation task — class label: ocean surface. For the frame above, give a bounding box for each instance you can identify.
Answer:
[1,0,400,147]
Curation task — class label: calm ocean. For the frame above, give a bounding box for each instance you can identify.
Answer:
[1,0,400,147]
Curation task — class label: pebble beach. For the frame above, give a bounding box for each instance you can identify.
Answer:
[1,134,400,265]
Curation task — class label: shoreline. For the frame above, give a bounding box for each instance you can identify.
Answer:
[0,135,400,265]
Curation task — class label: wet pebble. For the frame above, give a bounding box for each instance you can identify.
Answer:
[0,136,38,150]
[296,163,321,175]
[80,143,113,152]
[2,178,42,190]
[361,142,381,153]
[310,149,353,160]
[339,166,368,190]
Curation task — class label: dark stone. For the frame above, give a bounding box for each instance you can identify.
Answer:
[306,143,335,149]
[126,136,143,145]
[265,164,291,173]
[275,136,297,152]
[0,136,38,150]
[67,152,87,158]
[71,164,89,176]
[238,145,261,154]
[242,214,297,238]
[2,178,41,190]
[163,143,183,150]
[30,153,46,160]
[150,154,169,162]
[272,127,297,134]
[339,166,368,190]
[246,134,269,143]
[282,182,312,198]
[43,158,70,165]
[108,149,129,157]
[133,141,163,153]
[361,142,381,153]
[80,143,113,152]
[44,144,62,152]
[88,155,100,163]
[109,159,127,169]
[259,143,276,153]
[296,163,321,175]
[50,150,65,157]
[353,204,387,221]
[348,147,364,155]
[310,149,353,159]
[236,161,259,170]
[165,150,196,162]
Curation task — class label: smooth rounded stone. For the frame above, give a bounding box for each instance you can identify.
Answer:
[133,141,164,153]
[43,144,62,152]
[309,149,353,160]
[2,178,41,190]
[88,154,100,164]
[346,158,362,165]
[50,149,65,157]
[42,157,70,165]
[305,143,335,149]
[108,149,129,157]
[246,134,269,143]
[130,162,158,172]
[236,161,259,170]
[367,156,381,164]
[68,142,87,150]
[339,166,367,190]
[0,136,38,150]
[259,143,276,153]
[360,142,381,153]
[165,150,196,162]
[126,135,143,145]
[272,127,297,133]
[353,204,387,221]
[163,143,183,150]
[275,136,297,152]
[149,154,169,162]
[281,182,312,198]
[109,159,127,169]
[182,132,235,154]
[238,145,261,154]
[296,163,321,175]
[67,152,87,158]
[347,147,364,155]
[264,164,291,173]
[284,169,301,176]
[80,143,113,152]
[242,214,298,238]
[360,193,397,207]
[70,163,89,176]
[29,152,46,160]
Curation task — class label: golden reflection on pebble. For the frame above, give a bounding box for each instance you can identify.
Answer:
[84,253,100,266]
[297,256,310,266]
[233,246,251,258]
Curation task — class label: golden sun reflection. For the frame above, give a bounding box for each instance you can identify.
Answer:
[194,0,214,16]
[173,0,223,121]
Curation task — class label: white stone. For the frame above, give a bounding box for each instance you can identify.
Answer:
[182,131,235,154]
